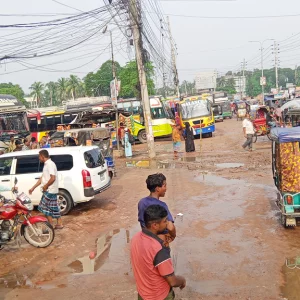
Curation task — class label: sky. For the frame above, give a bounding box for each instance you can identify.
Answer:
[1,0,300,93]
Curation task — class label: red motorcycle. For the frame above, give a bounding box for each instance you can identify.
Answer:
[0,178,54,249]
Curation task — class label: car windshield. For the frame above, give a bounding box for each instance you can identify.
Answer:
[180,100,211,120]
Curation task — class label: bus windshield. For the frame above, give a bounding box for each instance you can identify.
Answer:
[180,100,211,120]
[151,107,166,119]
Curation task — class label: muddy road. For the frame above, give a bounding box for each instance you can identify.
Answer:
[0,119,299,300]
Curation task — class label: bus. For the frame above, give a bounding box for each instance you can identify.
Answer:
[117,98,142,122]
[177,96,215,137]
[28,107,79,141]
[0,94,30,150]
[118,97,174,143]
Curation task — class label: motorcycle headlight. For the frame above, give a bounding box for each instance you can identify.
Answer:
[24,202,33,211]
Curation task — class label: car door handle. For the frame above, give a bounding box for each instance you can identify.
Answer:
[1,180,10,182]
[35,177,40,179]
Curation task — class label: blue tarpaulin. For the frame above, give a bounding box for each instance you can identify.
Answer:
[270,127,300,143]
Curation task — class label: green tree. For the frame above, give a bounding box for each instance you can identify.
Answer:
[0,83,26,106]
[45,81,57,106]
[57,78,68,102]
[29,82,44,107]
[179,80,195,95]
[119,60,155,98]
[217,77,226,88]
[67,75,81,100]
[84,60,121,97]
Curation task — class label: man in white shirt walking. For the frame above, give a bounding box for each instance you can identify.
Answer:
[29,150,63,229]
[242,113,255,151]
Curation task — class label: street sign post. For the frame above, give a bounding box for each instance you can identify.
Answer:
[260,77,266,86]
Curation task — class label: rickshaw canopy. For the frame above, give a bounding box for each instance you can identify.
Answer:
[270,127,300,143]
[64,127,110,141]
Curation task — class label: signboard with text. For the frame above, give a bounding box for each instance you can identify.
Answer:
[260,77,266,86]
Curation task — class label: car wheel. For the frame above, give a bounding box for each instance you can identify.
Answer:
[138,130,147,143]
[58,190,73,215]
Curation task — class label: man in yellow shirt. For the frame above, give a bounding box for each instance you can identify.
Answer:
[7,135,16,152]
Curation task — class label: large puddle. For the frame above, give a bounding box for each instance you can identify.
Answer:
[196,173,245,186]
[68,227,138,275]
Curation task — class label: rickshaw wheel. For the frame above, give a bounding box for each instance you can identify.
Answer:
[267,132,272,140]
[252,134,257,143]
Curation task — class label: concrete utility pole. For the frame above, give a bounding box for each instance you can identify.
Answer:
[250,39,274,104]
[167,16,180,98]
[160,19,166,98]
[110,31,120,151]
[129,0,155,158]
[241,58,246,97]
[274,41,279,90]
[295,65,298,86]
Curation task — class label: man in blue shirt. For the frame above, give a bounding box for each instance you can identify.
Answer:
[138,173,176,246]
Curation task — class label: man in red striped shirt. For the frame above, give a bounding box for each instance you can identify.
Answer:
[131,205,186,300]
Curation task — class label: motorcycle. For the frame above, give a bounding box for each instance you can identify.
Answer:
[0,178,55,249]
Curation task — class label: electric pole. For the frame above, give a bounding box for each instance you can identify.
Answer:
[295,65,298,86]
[110,30,120,151]
[274,41,279,91]
[129,0,155,158]
[241,58,246,98]
[160,19,166,98]
[167,17,180,98]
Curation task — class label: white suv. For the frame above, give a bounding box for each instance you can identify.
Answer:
[0,146,111,215]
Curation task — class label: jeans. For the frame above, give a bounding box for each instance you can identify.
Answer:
[242,134,253,149]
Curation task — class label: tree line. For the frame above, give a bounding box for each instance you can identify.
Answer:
[217,67,300,97]
[0,60,156,108]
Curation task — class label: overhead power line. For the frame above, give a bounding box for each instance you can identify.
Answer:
[155,12,300,19]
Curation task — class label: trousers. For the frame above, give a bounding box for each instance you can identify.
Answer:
[138,289,175,300]
[242,134,253,149]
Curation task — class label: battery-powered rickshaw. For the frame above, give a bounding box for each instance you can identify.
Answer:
[220,101,232,119]
[212,103,224,122]
[63,128,116,179]
[234,101,247,121]
[251,105,272,143]
[271,127,300,227]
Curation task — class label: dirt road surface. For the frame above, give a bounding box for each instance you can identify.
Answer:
[0,120,299,300]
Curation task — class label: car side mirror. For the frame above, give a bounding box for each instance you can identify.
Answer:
[14,177,18,185]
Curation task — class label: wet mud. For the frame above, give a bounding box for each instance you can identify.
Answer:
[1,120,299,299]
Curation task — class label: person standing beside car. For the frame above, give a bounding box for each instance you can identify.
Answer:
[29,150,63,229]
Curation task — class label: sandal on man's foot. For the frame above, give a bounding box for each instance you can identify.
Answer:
[55,225,64,230]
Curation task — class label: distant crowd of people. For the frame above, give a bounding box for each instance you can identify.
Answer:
[5,134,51,153]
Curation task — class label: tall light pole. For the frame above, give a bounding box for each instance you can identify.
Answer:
[103,26,120,150]
[249,39,274,104]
